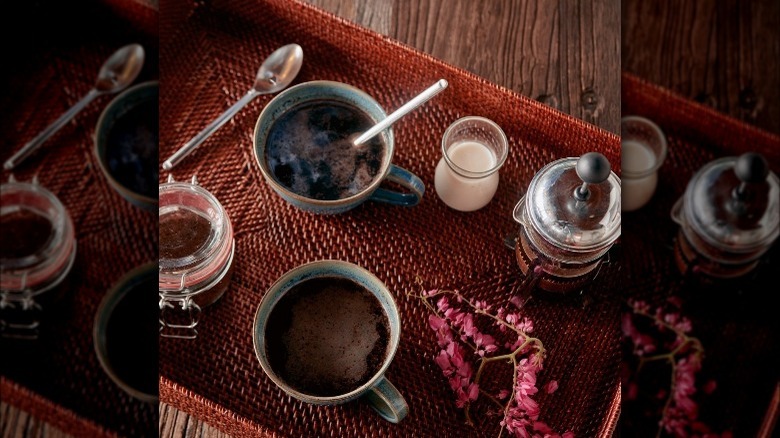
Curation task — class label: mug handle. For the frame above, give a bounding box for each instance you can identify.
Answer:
[363,376,409,423]
[370,164,425,206]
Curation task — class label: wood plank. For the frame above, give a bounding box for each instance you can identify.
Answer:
[311,0,621,133]
[623,0,780,134]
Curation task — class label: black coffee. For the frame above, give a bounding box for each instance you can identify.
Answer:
[265,101,386,200]
[106,99,159,198]
[0,208,53,259]
[265,277,390,397]
[105,275,158,396]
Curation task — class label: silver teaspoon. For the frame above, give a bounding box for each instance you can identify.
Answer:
[4,44,145,170]
[162,43,304,170]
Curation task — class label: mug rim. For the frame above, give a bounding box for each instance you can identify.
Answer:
[252,259,401,404]
[93,261,158,403]
[252,80,393,207]
[93,80,159,208]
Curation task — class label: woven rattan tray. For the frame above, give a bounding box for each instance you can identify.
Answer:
[159,1,621,436]
[621,73,780,435]
[0,1,158,436]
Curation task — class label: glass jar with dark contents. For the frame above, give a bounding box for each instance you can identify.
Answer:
[159,176,234,339]
[1,179,76,339]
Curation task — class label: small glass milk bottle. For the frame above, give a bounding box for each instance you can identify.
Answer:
[434,116,508,211]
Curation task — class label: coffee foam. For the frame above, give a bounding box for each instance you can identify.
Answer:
[266,102,385,200]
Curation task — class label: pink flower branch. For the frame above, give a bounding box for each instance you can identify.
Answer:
[409,279,571,438]
[623,299,726,438]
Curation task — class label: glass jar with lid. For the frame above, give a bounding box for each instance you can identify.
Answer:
[1,177,76,339]
[512,152,621,294]
[159,175,235,339]
[671,153,779,279]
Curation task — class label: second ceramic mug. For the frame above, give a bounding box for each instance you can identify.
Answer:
[253,80,424,214]
[252,260,408,423]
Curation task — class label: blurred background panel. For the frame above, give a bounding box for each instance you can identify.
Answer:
[623,0,780,134]
[1,0,158,437]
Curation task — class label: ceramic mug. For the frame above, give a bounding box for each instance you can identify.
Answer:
[94,80,159,211]
[93,262,158,403]
[253,81,424,214]
[252,260,408,423]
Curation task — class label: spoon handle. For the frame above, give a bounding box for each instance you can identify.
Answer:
[353,79,448,146]
[163,89,259,170]
[4,89,100,170]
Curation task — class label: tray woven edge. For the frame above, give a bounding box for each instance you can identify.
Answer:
[1,377,115,438]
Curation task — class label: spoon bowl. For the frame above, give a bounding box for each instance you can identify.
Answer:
[95,44,145,93]
[4,44,146,170]
[162,44,304,170]
[254,44,303,93]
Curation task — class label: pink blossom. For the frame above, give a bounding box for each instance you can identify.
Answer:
[532,421,554,434]
[703,380,717,394]
[509,295,525,309]
[498,389,511,400]
[455,388,470,408]
[674,317,692,333]
[424,289,439,297]
[474,300,490,311]
[561,432,575,438]
[543,380,559,394]
[629,299,650,313]
[467,382,479,400]
[622,313,657,355]
[456,360,472,378]
[429,314,447,330]
[434,325,454,348]
[435,350,453,375]
[449,375,465,392]
[437,296,450,312]
[462,313,477,337]
[517,317,534,333]
[444,307,464,325]
[509,334,527,352]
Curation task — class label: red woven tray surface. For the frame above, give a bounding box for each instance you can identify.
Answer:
[621,73,780,435]
[159,1,621,437]
[0,1,158,436]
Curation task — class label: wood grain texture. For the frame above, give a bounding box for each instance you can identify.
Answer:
[623,0,780,134]
[0,403,70,438]
[309,0,621,134]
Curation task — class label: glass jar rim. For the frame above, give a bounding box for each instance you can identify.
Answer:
[1,181,76,293]
[158,181,234,294]
[621,116,668,179]
[441,116,508,179]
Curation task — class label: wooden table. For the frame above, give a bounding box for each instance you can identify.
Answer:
[623,0,780,134]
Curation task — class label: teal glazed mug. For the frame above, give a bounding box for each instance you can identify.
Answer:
[253,81,424,214]
[252,260,408,423]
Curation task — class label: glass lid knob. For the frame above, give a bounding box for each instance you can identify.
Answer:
[574,152,611,201]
